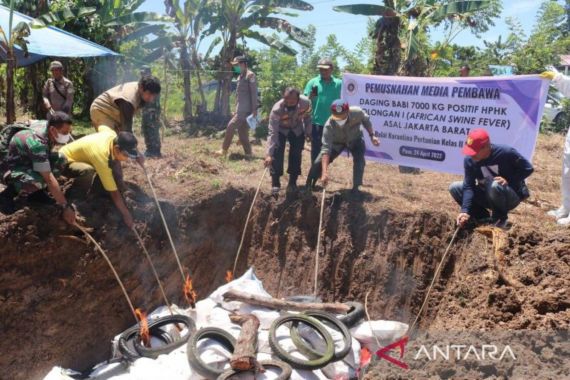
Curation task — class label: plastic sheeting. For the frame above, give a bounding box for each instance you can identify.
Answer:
[43,268,408,380]
[0,5,119,67]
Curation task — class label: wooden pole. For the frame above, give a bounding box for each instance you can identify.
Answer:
[222,289,350,314]
[229,314,260,371]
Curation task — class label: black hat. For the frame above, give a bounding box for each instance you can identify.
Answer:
[116,132,139,159]
[317,58,333,69]
[231,56,248,65]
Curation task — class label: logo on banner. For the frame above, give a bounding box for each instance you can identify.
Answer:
[346,79,358,95]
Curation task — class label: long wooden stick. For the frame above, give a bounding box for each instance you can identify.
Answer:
[75,224,138,322]
[223,289,350,314]
[313,188,326,296]
[232,167,268,275]
[142,167,187,282]
[132,227,173,315]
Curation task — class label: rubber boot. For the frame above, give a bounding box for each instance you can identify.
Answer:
[0,185,17,214]
[287,175,298,193]
[271,176,281,195]
[27,190,55,205]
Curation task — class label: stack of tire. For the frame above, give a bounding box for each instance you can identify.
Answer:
[118,314,195,361]
[186,302,364,380]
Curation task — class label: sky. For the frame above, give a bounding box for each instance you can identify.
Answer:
[140,0,545,54]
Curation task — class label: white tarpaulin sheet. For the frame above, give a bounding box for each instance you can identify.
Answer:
[43,268,408,380]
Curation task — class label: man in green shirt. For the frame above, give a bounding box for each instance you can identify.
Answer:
[303,58,342,163]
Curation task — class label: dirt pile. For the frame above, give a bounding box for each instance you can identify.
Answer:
[0,185,568,380]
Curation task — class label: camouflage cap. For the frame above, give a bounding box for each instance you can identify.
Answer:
[49,61,63,70]
[140,65,151,76]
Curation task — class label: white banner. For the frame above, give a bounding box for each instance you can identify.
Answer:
[342,73,550,174]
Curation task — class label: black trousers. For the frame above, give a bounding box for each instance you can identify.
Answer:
[311,124,324,164]
[271,130,305,184]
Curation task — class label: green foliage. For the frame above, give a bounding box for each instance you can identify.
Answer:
[512,1,570,74]
[334,0,502,76]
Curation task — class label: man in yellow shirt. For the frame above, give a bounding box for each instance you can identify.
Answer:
[60,125,143,228]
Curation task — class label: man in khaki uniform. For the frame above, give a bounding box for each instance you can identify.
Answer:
[42,61,74,116]
[306,100,380,193]
[264,87,312,194]
[90,76,161,133]
[218,56,258,157]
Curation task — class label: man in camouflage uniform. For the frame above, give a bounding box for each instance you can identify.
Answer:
[217,56,258,158]
[42,61,74,116]
[0,112,77,224]
[139,66,162,157]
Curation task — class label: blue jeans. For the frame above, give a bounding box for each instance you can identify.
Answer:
[449,180,521,220]
[311,124,324,164]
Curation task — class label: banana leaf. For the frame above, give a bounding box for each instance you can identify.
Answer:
[430,0,490,21]
[242,29,297,55]
[120,24,165,42]
[105,12,172,27]
[333,4,397,17]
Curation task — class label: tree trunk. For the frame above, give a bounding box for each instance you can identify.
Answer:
[180,44,193,120]
[222,289,351,314]
[374,17,401,75]
[214,79,221,113]
[229,314,260,371]
[220,30,237,117]
[191,48,207,113]
[6,54,16,124]
[163,53,168,119]
[82,61,94,118]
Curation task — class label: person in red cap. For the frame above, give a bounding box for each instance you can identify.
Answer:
[306,99,380,193]
[449,128,534,229]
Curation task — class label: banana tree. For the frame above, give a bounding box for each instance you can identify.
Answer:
[32,0,170,51]
[334,0,500,76]
[0,0,31,123]
[159,0,217,120]
[205,0,313,116]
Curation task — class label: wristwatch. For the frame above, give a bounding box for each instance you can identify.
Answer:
[58,203,74,211]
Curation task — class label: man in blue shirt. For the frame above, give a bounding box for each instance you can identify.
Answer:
[449,128,534,229]
[303,58,342,163]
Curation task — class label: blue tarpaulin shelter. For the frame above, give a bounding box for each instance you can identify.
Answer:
[0,4,119,67]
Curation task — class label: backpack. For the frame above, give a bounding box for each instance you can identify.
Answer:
[0,123,34,165]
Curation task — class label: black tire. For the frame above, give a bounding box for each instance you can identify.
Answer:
[268,314,334,370]
[290,311,352,362]
[187,327,237,379]
[118,324,174,361]
[133,315,195,359]
[216,359,292,380]
[338,302,365,328]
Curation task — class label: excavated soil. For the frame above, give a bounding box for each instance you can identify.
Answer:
[0,184,568,380]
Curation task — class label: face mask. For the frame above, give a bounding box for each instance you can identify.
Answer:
[336,118,347,126]
[233,65,241,74]
[55,132,71,144]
